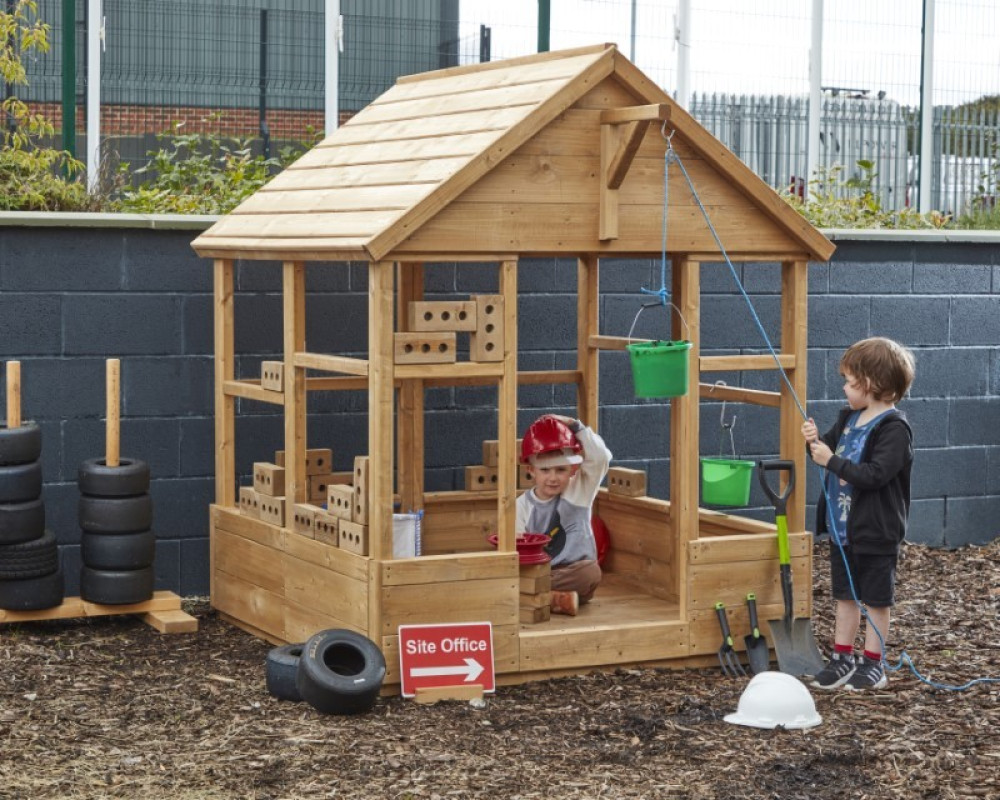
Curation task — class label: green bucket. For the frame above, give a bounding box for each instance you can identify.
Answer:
[627,339,692,399]
[701,457,755,507]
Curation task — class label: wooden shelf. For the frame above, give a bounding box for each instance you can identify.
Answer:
[224,379,284,405]
[395,361,504,380]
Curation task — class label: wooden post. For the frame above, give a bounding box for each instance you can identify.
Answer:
[213,259,235,508]
[283,261,307,506]
[780,260,809,533]
[396,261,425,514]
[671,256,699,616]
[577,255,599,430]
[105,359,120,467]
[497,259,518,552]
[5,361,21,429]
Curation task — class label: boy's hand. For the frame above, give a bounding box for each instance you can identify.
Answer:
[801,418,818,443]
[809,440,833,467]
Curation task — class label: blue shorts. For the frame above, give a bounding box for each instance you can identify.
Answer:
[828,545,898,608]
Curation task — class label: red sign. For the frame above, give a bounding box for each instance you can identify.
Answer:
[398,622,495,697]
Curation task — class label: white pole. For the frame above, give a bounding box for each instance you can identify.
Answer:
[918,0,935,213]
[325,0,341,134]
[675,0,691,109]
[805,0,823,200]
[629,0,637,62]
[86,0,102,189]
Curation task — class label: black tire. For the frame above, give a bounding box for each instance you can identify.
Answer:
[79,565,154,605]
[78,458,150,498]
[0,568,64,611]
[0,498,45,544]
[79,494,153,535]
[296,629,385,715]
[0,422,42,466]
[266,644,304,702]
[0,461,42,504]
[81,530,156,570]
[0,530,59,580]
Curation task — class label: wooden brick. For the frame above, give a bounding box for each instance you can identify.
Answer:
[292,503,322,538]
[519,591,552,609]
[258,495,286,528]
[483,438,523,468]
[339,519,369,556]
[465,465,498,492]
[253,462,285,497]
[408,300,478,332]
[518,563,551,579]
[519,573,551,594]
[313,511,339,546]
[326,484,354,521]
[260,360,284,392]
[353,456,369,525]
[470,295,503,362]
[238,486,259,519]
[607,466,647,497]
[519,463,535,490]
[275,448,334,476]
[394,332,457,364]
[308,471,352,504]
[519,605,551,624]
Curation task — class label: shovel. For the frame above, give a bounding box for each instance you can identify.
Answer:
[713,602,747,678]
[757,460,824,678]
[743,593,770,674]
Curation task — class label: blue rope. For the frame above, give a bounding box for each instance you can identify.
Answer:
[663,137,999,692]
[640,139,672,306]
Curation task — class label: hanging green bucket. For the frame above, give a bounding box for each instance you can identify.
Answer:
[627,339,693,398]
[701,457,755,507]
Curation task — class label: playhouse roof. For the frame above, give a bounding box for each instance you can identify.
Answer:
[192,44,833,263]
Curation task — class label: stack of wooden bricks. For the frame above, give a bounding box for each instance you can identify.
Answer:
[519,562,552,624]
[466,439,533,492]
[395,296,504,365]
[606,466,647,497]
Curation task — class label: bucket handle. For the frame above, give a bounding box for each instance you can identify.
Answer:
[626,300,691,346]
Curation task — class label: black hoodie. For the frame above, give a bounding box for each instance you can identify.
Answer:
[814,407,913,555]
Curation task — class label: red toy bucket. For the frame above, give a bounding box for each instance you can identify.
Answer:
[487,532,551,565]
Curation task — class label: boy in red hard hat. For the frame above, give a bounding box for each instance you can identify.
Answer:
[517,414,612,615]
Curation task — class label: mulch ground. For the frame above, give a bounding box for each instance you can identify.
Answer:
[1,539,998,800]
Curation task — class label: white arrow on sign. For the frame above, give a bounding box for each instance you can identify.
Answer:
[410,657,485,683]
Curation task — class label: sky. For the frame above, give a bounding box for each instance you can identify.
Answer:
[458,0,1000,107]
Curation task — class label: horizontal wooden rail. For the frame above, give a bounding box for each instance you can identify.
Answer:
[700,354,795,371]
[698,382,781,408]
[293,352,369,376]
[395,362,503,381]
[223,379,283,404]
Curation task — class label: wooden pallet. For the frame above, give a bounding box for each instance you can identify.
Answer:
[0,590,198,634]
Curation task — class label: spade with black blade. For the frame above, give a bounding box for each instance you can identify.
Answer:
[757,460,824,677]
[743,593,770,674]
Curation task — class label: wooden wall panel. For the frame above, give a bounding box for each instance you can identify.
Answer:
[380,577,518,635]
[519,621,689,671]
[213,571,284,641]
[284,556,369,632]
[687,555,810,610]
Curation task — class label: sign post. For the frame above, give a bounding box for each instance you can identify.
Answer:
[398,622,495,698]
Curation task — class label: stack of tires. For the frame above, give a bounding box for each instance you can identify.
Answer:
[0,422,64,610]
[78,458,155,604]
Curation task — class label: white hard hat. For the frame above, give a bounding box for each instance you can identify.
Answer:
[724,671,822,730]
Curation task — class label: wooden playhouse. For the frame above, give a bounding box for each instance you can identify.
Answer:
[192,44,834,690]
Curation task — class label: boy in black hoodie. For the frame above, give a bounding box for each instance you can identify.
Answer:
[802,337,915,691]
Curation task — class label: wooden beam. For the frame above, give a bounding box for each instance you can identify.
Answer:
[599,103,670,125]
[397,261,425,513]
[223,379,284,405]
[497,259,518,553]
[598,123,619,240]
[283,261,307,505]
[698,382,781,408]
[606,120,651,190]
[213,259,235,509]
[589,334,646,351]
[369,260,395,564]
[780,260,809,534]
[700,354,795,371]
[293,352,370,376]
[578,255,599,429]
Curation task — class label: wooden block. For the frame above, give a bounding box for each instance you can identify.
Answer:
[239,486,259,519]
[519,573,551,594]
[413,683,484,705]
[465,465,498,492]
[339,519,369,556]
[408,300,478,332]
[326,484,354,521]
[313,511,339,546]
[394,332,457,364]
[518,563,551,579]
[260,360,284,392]
[519,591,552,609]
[141,608,199,634]
[258,495,285,528]
[607,466,647,497]
[470,295,503,362]
[275,448,334,476]
[308,471,352,504]
[483,439,523,468]
[519,605,551,624]
[253,462,286,497]
[519,463,535,490]
[291,503,321,538]
[353,456,369,525]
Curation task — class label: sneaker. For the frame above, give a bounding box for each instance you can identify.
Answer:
[844,655,888,690]
[810,652,857,690]
[550,590,579,616]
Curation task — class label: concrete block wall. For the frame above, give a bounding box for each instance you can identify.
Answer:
[0,218,997,597]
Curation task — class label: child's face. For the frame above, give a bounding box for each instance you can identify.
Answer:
[531,464,577,501]
[841,370,872,410]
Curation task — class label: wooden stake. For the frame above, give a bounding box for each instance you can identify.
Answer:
[5,361,21,429]
[106,359,120,467]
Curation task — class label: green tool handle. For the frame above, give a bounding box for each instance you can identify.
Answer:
[746,593,761,638]
[776,513,790,566]
[714,601,736,647]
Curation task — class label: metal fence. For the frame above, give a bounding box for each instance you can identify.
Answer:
[8,0,1000,214]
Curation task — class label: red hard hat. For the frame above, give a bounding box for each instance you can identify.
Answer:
[521,416,582,466]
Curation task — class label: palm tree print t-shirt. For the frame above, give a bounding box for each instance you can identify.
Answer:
[825,410,890,545]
